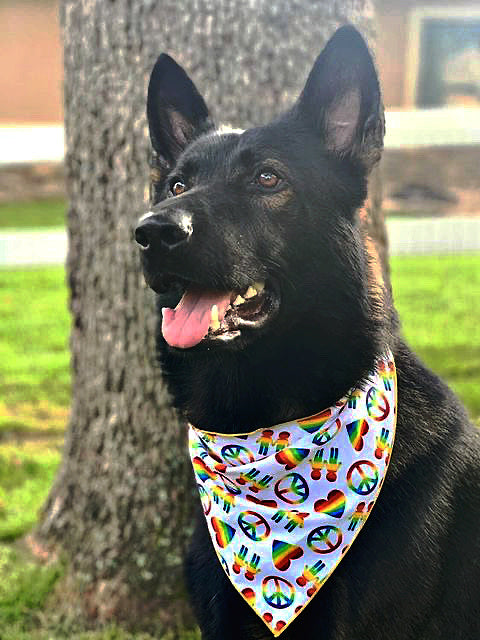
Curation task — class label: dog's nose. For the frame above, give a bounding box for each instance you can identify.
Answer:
[135,216,191,251]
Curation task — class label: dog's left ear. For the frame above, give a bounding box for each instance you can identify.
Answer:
[294,25,384,170]
[147,54,214,172]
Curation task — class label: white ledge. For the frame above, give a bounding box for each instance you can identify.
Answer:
[0,108,479,165]
[384,108,480,149]
[0,125,65,165]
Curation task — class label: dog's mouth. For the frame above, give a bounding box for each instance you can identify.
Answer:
[157,279,279,349]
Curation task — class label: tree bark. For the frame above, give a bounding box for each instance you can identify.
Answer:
[38,0,385,634]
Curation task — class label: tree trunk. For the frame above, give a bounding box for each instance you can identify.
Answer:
[38,0,385,634]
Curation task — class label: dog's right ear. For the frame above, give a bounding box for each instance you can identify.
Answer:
[147,54,213,171]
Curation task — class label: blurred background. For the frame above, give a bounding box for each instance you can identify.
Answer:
[2,0,480,218]
[0,1,479,638]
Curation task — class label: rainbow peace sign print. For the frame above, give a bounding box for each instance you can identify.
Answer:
[188,352,396,636]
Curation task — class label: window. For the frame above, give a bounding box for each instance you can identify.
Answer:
[406,6,480,108]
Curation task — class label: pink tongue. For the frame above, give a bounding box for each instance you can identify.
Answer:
[162,288,232,349]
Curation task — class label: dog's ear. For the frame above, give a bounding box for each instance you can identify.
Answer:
[294,25,384,170]
[147,54,213,170]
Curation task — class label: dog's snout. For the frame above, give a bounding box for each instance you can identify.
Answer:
[135,215,192,252]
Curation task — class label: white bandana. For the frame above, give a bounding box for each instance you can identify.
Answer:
[188,353,396,636]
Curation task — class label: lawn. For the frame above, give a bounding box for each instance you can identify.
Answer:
[391,254,480,419]
[0,255,479,637]
[0,267,70,440]
[0,199,66,230]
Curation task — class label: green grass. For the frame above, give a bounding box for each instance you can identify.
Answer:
[0,255,478,637]
[0,536,196,638]
[0,267,70,432]
[0,440,62,542]
[0,543,63,635]
[0,199,66,230]
[391,254,480,419]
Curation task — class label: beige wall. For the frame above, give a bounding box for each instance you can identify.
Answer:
[1,1,479,123]
[376,3,410,108]
[0,1,62,123]
[376,0,480,108]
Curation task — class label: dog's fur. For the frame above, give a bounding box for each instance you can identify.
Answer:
[137,26,480,640]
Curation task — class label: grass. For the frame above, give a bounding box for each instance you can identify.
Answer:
[0,255,479,637]
[391,254,480,419]
[0,543,63,634]
[0,199,66,230]
[0,535,197,638]
[0,440,62,542]
[0,267,70,435]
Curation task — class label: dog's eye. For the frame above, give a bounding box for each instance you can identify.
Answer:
[257,171,279,189]
[171,180,186,196]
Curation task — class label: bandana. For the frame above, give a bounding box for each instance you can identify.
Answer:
[188,353,396,636]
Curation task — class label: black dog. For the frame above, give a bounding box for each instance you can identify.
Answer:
[136,26,479,640]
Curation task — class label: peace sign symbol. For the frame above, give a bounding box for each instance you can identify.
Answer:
[221,444,255,466]
[347,460,379,496]
[307,525,343,554]
[197,483,211,515]
[262,576,295,609]
[218,472,242,495]
[312,419,341,446]
[238,511,271,541]
[366,387,390,421]
[274,473,309,505]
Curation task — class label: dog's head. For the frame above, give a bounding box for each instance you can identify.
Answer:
[136,26,385,358]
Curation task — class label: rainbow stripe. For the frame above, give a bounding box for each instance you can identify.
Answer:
[192,456,217,482]
[314,490,346,518]
[297,409,332,433]
[272,540,303,571]
[346,419,369,451]
[375,428,390,459]
[210,517,236,548]
[303,559,326,582]
[275,447,310,469]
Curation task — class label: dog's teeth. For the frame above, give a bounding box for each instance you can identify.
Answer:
[244,286,257,299]
[254,281,265,293]
[233,295,246,306]
[210,305,220,331]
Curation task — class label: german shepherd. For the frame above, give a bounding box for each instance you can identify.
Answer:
[136,25,480,640]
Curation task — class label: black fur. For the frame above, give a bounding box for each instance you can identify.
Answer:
[137,26,480,640]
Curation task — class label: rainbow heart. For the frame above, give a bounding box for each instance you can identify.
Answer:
[275,447,310,470]
[346,419,369,451]
[272,539,304,571]
[210,517,236,548]
[297,408,332,433]
[314,489,346,518]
